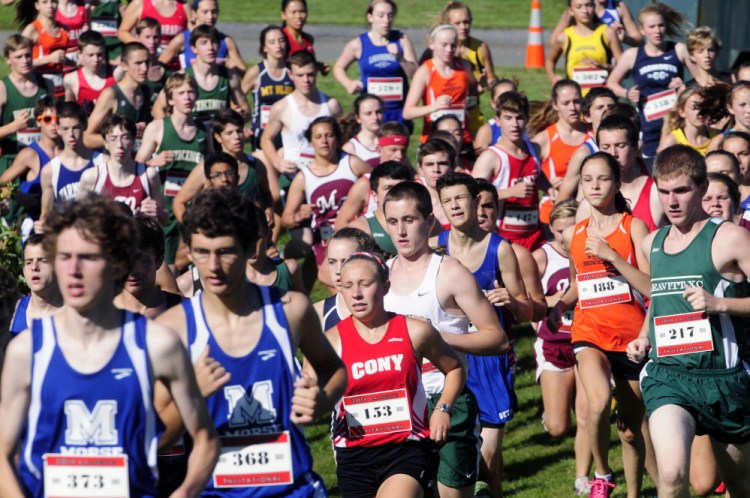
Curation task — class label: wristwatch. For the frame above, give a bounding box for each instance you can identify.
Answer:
[437,403,453,415]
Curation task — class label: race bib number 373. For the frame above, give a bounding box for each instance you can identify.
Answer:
[43,454,129,498]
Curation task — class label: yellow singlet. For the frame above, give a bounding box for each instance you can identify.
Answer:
[671,128,710,156]
[564,23,611,96]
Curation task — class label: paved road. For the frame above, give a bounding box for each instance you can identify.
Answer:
[0,24,532,67]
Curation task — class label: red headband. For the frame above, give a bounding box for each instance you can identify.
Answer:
[378,135,408,147]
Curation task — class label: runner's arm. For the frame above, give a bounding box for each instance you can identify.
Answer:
[0,332,33,498]
[148,322,220,498]
[224,37,247,73]
[439,257,510,355]
[84,88,115,149]
[288,291,347,423]
[497,240,533,322]
[173,161,206,222]
[145,167,169,225]
[117,0,141,44]
[334,176,370,230]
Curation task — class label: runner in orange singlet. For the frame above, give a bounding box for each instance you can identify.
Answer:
[403,24,472,145]
[531,79,590,223]
[549,151,652,498]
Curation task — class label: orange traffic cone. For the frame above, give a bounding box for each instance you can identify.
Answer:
[525,0,544,68]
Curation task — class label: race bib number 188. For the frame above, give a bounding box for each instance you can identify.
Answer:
[576,270,631,309]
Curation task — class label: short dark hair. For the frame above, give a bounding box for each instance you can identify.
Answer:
[181,189,260,252]
[211,108,245,135]
[100,114,136,139]
[190,24,221,47]
[121,41,149,62]
[43,195,138,286]
[203,151,239,177]
[288,50,317,70]
[369,161,414,191]
[596,114,638,147]
[382,181,433,219]
[436,171,479,198]
[33,96,56,118]
[57,101,88,129]
[600,102,641,135]
[417,138,456,167]
[77,30,106,51]
[475,178,498,207]
[22,233,45,258]
[581,87,617,116]
[135,215,165,263]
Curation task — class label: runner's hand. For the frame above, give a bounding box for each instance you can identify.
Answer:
[345,80,363,95]
[150,150,175,167]
[291,374,320,425]
[295,204,314,223]
[683,285,718,313]
[429,410,450,444]
[193,346,231,397]
[276,159,298,175]
[585,234,617,263]
[626,85,640,103]
[12,109,29,131]
[511,180,534,199]
[433,94,452,112]
[627,337,649,363]
[139,197,158,217]
[486,280,511,307]
[546,303,563,331]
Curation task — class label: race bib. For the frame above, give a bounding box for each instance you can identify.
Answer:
[318,224,334,243]
[429,105,465,124]
[421,361,437,374]
[260,105,271,129]
[644,89,677,122]
[296,152,315,170]
[572,66,608,88]
[43,454,129,498]
[164,171,189,197]
[65,49,79,64]
[343,388,412,437]
[42,73,64,94]
[559,310,573,333]
[502,205,539,232]
[91,18,118,37]
[213,432,293,488]
[17,127,41,147]
[367,77,403,101]
[157,436,185,457]
[576,270,631,308]
[654,311,713,357]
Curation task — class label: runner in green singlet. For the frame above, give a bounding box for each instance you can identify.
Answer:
[84,42,152,150]
[347,160,413,259]
[0,35,52,176]
[136,72,212,267]
[627,145,750,497]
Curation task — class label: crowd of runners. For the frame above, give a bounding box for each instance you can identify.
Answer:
[0,0,749,497]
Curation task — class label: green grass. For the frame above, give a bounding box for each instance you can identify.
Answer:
[222,0,567,30]
[0,0,567,31]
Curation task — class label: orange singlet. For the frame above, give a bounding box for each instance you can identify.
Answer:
[542,123,590,181]
[31,19,69,72]
[569,213,645,352]
[420,58,472,145]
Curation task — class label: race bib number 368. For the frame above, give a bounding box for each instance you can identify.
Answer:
[43,454,129,498]
[213,432,294,488]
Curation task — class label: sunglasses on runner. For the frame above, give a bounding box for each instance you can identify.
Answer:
[37,114,58,124]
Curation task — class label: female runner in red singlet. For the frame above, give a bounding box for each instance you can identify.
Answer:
[322,251,465,498]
